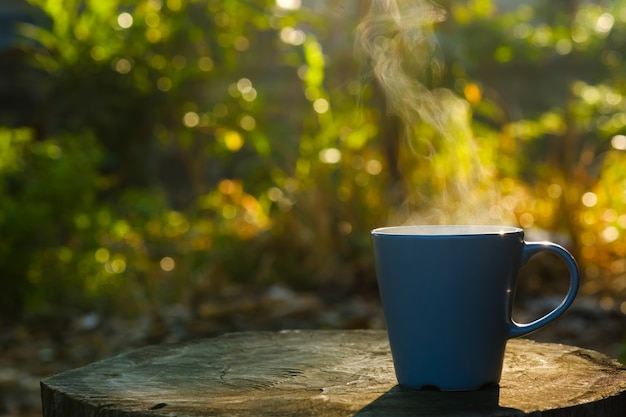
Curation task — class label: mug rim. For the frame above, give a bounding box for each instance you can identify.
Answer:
[371,225,523,237]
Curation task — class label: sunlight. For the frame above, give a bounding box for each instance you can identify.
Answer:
[582,192,598,207]
[280,27,305,45]
[113,58,132,74]
[160,257,175,271]
[365,159,382,175]
[313,98,329,113]
[242,89,257,102]
[117,12,133,29]
[106,258,126,274]
[183,112,200,128]
[611,134,626,150]
[319,148,341,164]
[237,78,253,94]
[234,36,250,51]
[267,187,283,202]
[601,226,619,243]
[239,115,256,131]
[547,183,562,199]
[595,13,614,34]
[276,0,301,10]
[519,213,534,228]
[555,39,572,55]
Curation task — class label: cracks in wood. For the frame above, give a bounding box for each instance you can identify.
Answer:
[148,402,167,410]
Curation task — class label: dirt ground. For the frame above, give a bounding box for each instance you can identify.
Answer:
[1,287,624,417]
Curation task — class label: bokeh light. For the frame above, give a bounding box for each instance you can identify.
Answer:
[117,12,133,29]
[611,134,626,150]
[183,112,200,128]
[160,257,176,271]
[276,0,301,10]
[582,192,598,207]
[313,98,329,113]
[319,148,341,164]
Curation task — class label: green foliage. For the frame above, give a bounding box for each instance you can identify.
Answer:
[436,0,626,295]
[0,0,624,317]
[0,128,103,313]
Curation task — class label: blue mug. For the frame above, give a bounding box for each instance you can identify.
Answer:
[371,225,579,391]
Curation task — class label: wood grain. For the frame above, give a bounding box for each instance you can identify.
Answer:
[41,330,626,416]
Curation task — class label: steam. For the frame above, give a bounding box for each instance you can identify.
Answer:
[355,0,510,225]
[355,0,449,134]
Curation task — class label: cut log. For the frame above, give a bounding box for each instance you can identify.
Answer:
[41,330,626,416]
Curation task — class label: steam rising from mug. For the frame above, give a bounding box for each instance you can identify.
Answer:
[355,0,452,135]
[355,0,511,225]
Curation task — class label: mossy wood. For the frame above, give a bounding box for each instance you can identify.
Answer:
[41,330,626,417]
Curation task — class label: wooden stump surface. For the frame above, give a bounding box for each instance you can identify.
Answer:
[41,330,626,417]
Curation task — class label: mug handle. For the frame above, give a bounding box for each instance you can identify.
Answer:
[509,241,579,338]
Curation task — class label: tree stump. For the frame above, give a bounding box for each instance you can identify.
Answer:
[41,330,626,417]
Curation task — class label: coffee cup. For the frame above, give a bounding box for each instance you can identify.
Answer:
[371,225,579,391]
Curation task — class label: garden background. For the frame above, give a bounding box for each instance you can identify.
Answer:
[0,0,625,415]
